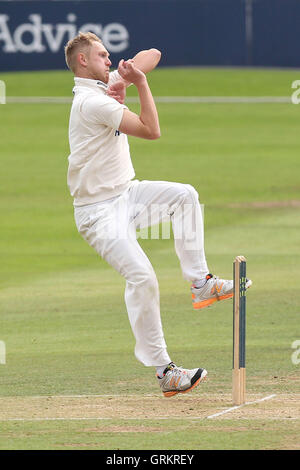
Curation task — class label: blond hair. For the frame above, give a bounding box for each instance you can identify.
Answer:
[64,32,103,73]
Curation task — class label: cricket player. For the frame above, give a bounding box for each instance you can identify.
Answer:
[64,32,251,397]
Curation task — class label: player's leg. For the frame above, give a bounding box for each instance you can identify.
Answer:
[74,194,207,396]
[127,180,208,278]
[74,196,170,367]
[127,180,248,309]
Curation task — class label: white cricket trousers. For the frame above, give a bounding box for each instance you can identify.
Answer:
[74,180,209,367]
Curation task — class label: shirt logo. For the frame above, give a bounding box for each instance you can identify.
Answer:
[115,130,121,136]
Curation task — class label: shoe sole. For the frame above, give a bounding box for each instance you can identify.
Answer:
[163,369,207,398]
[192,293,233,309]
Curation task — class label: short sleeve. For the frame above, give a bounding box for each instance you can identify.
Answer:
[81,94,127,129]
[108,69,133,88]
[108,70,122,86]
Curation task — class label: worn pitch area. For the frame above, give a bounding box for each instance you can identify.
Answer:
[0,394,298,421]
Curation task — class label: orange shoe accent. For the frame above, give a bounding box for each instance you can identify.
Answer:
[192,292,233,309]
[216,282,224,294]
[163,374,207,398]
[210,282,224,296]
[217,293,233,302]
[163,390,178,397]
[193,297,217,309]
[169,376,181,389]
[181,376,205,394]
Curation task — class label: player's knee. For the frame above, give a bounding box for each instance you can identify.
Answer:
[182,183,199,203]
[144,272,159,294]
[127,264,158,289]
[140,268,158,290]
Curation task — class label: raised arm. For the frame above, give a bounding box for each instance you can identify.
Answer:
[131,48,161,75]
[107,49,161,103]
[117,59,160,140]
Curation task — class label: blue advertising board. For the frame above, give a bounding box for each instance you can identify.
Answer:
[0,0,299,71]
[252,0,300,67]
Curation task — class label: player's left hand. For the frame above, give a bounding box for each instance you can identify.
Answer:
[107,80,126,104]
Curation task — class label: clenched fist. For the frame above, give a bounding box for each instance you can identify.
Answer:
[117,59,146,86]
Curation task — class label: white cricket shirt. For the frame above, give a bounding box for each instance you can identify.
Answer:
[67,72,135,206]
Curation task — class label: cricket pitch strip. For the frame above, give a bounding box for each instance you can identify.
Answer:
[0,393,299,422]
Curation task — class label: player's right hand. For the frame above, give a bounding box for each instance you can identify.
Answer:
[118,59,146,86]
[107,80,126,104]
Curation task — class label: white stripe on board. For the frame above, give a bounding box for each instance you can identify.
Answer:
[6,96,292,104]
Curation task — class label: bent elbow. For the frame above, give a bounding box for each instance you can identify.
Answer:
[149,130,161,140]
[152,48,161,60]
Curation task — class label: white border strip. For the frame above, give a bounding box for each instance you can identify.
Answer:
[206,394,277,419]
[6,96,292,104]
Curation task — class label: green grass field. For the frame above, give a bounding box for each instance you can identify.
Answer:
[0,67,299,451]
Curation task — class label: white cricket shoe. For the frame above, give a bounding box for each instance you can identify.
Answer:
[191,273,252,310]
[157,362,207,397]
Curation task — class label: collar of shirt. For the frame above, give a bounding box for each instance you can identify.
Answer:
[73,77,108,95]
